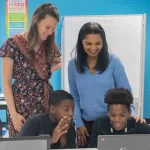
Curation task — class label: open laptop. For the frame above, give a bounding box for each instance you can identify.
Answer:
[0,135,50,150]
[98,134,150,150]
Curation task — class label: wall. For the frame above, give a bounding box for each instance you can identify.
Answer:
[0,0,6,92]
[0,0,150,117]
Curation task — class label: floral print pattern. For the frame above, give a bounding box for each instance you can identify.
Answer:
[0,34,61,136]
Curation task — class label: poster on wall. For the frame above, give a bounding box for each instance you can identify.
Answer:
[6,0,28,37]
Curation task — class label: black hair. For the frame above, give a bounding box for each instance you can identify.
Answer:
[48,90,74,106]
[73,22,109,74]
[104,88,133,111]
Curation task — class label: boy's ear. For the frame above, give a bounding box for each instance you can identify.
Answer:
[128,110,131,117]
[49,105,56,114]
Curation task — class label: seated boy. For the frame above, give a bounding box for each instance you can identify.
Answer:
[88,88,150,148]
[19,90,76,149]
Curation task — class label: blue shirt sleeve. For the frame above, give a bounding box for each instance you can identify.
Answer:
[112,55,136,116]
[68,60,84,128]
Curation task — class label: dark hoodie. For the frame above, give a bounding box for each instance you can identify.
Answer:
[19,113,76,149]
[88,115,150,148]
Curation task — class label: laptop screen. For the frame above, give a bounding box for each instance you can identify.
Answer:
[0,136,50,150]
[98,134,150,150]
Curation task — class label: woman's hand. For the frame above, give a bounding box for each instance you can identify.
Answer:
[77,126,89,146]
[132,115,146,123]
[11,112,26,132]
[51,56,62,72]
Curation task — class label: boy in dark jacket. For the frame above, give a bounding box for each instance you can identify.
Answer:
[19,90,76,149]
[89,88,150,148]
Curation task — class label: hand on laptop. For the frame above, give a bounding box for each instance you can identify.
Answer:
[77,126,89,146]
[51,116,70,144]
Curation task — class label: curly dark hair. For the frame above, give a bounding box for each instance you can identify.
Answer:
[104,87,133,111]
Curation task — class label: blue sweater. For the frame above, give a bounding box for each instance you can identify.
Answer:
[68,53,135,128]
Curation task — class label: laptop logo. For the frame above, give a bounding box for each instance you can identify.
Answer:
[120,147,127,150]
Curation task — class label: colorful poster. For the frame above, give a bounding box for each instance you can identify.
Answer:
[6,0,28,37]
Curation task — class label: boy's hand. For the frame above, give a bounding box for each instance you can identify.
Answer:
[51,117,68,144]
[59,116,72,147]
[59,133,67,148]
[61,116,72,131]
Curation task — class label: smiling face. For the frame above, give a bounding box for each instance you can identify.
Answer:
[82,34,103,58]
[37,15,58,41]
[108,104,131,131]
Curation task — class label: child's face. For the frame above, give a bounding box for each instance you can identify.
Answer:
[50,99,74,122]
[108,104,131,131]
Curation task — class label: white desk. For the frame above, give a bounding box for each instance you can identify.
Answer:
[52,149,97,150]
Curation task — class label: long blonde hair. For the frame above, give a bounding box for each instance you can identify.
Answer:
[28,3,59,66]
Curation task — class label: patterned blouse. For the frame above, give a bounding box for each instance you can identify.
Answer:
[0,34,61,136]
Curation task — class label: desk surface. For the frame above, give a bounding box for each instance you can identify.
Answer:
[52,149,97,150]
